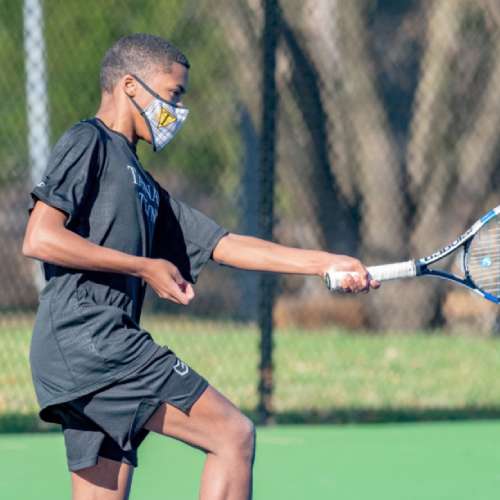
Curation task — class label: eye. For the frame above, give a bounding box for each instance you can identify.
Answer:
[170,87,186,101]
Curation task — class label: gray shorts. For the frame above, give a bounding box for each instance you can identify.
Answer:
[44,345,208,472]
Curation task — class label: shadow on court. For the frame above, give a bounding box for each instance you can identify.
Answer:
[4,405,500,434]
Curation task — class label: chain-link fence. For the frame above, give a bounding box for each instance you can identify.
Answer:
[2,0,500,431]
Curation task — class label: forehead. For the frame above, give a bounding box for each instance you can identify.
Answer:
[149,62,189,91]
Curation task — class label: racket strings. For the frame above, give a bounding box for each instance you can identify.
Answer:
[468,217,500,298]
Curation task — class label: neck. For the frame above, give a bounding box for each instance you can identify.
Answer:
[95,93,138,144]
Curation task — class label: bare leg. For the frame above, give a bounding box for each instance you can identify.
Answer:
[144,385,256,500]
[71,456,134,500]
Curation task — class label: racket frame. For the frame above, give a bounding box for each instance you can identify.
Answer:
[415,207,500,303]
[325,206,500,304]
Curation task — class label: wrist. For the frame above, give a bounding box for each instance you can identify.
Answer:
[310,251,332,278]
[132,256,151,279]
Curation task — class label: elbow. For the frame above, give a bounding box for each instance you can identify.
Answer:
[22,230,48,260]
[22,235,38,258]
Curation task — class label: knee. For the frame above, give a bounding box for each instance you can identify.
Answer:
[222,414,256,464]
[239,416,256,463]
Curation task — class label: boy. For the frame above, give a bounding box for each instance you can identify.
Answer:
[23,33,378,500]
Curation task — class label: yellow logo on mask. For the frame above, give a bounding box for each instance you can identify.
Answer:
[157,107,177,128]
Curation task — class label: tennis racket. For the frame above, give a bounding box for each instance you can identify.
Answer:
[325,205,500,304]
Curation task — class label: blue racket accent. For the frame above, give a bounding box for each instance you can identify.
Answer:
[480,209,496,224]
[481,291,500,304]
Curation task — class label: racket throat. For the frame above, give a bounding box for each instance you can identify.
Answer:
[415,261,427,277]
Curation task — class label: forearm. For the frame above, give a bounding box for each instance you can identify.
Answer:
[212,233,329,276]
[23,225,146,277]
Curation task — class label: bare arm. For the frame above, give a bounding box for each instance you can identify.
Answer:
[212,233,379,292]
[22,200,194,304]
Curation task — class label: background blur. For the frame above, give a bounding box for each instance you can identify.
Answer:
[2,0,500,431]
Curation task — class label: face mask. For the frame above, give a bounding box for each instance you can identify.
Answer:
[129,74,189,152]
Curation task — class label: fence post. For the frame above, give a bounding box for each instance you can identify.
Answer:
[257,0,279,425]
[23,0,50,293]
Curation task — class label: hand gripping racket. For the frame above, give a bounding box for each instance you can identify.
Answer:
[325,206,500,304]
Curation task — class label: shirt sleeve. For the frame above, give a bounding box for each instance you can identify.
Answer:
[152,184,229,283]
[27,122,101,227]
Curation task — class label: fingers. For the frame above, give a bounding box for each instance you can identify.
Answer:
[340,273,366,293]
[146,260,196,306]
[168,276,195,305]
[339,273,355,293]
[340,270,379,294]
[161,283,194,305]
[172,269,195,305]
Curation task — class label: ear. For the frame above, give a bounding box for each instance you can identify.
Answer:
[122,74,137,98]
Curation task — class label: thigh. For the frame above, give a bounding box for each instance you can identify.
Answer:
[143,384,249,453]
[71,456,134,500]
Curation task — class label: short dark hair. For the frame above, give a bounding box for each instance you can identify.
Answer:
[100,33,190,92]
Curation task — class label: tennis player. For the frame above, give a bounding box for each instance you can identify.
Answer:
[23,33,379,500]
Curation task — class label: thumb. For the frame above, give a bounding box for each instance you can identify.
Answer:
[172,271,195,303]
[170,282,191,305]
[185,283,195,300]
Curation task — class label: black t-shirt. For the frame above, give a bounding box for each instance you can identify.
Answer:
[27,117,228,418]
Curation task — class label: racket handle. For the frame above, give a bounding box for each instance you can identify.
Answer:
[325,260,417,291]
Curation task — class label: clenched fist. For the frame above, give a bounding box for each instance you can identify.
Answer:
[139,258,195,305]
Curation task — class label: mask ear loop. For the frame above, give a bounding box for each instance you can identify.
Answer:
[131,73,187,110]
[127,95,159,152]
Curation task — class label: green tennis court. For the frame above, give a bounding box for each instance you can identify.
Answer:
[2,420,499,499]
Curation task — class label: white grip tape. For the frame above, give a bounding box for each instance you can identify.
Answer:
[325,260,417,291]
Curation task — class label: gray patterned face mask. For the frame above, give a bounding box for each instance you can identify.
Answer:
[129,74,189,152]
